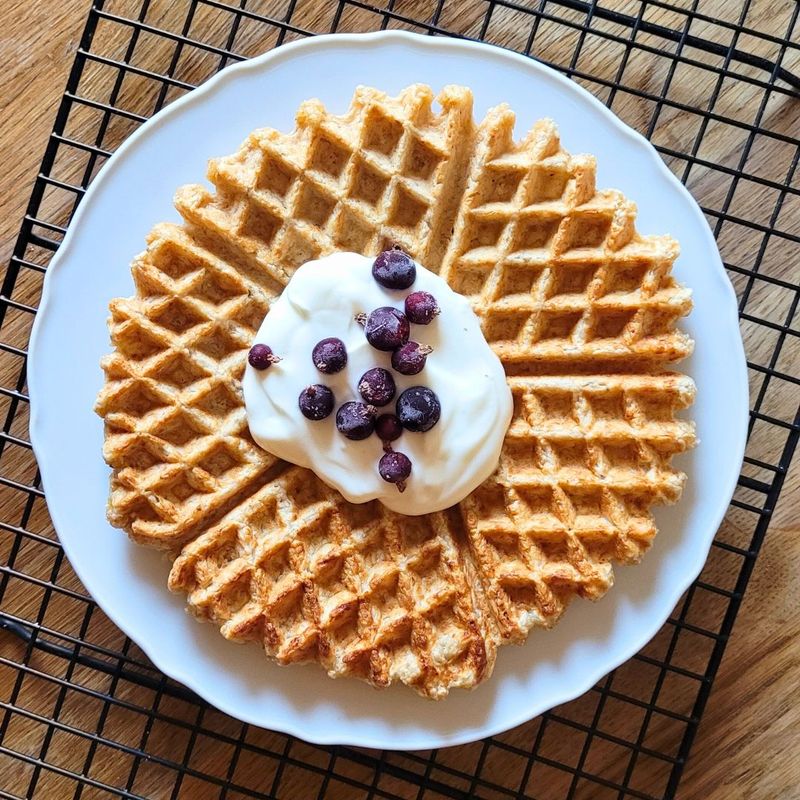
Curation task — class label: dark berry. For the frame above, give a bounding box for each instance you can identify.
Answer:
[248,343,281,370]
[312,337,347,374]
[336,401,377,440]
[396,386,441,433]
[358,367,396,407]
[378,451,412,492]
[404,291,440,325]
[372,249,416,290]
[375,413,403,448]
[356,306,410,351]
[298,385,334,421]
[391,342,432,376]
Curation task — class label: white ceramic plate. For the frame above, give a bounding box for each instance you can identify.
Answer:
[28,31,748,749]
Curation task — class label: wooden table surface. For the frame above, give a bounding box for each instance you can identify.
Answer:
[1,1,797,798]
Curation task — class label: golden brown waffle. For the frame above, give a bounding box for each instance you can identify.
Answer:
[96,84,472,550]
[96,84,696,698]
[440,111,693,368]
[462,373,695,643]
[168,467,496,698]
[95,222,281,548]
[175,83,474,276]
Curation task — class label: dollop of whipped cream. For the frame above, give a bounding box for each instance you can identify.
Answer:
[242,253,512,515]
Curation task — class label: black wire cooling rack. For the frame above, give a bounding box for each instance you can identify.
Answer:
[1,1,798,798]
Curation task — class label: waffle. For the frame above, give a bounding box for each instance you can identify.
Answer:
[96,84,696,698]
[95,222,280,548]
[462,373,695,642]
[440,111,693,368]
[96,84,472,549]
[175,83,474,277]
[168,467,496,698]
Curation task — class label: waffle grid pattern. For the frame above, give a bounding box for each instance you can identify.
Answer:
[440,116,693,366]
[1,1,798,798]
[96,223,281,546]
[169,467,494,697]
[466,373,697,642]
[177,83,472,275]
[95,81,696,696]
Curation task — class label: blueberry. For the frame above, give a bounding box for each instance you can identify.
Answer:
[298,385,334,421]
[336,401,377,440]
[378,451,412,492]
[358,367,396,407]
[391,342,432,376]
[356,306,410,351]
[375,413,403,449]
[404,291,440,325]
[372,249,416,290]
[248,343,281,370]
[312,337,347,374]
[396,386,441,433]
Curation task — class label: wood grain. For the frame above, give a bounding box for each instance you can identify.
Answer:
[0,1,798,798]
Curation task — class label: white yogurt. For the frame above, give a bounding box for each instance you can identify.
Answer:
[242,253,512,515]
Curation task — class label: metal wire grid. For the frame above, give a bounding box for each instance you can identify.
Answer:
[0,0,797,798]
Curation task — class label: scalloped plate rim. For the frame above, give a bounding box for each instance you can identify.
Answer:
[27,30,748,749]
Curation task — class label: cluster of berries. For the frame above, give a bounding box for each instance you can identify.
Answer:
[247,249,442,492]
